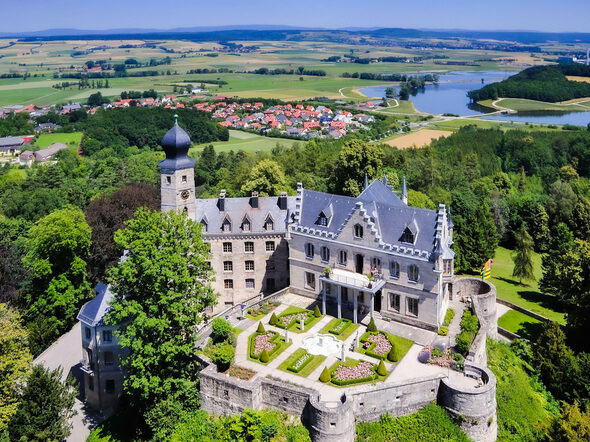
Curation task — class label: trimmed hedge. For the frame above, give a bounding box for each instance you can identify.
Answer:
[438,326,448,336]
[443,308,455,326]
[248,331,283,360]
[274,308,315,330]
[455,309,480,356]
[329,359,379,386]
[360,331,393,361]
[287,350,314,373]
[328,318,352,335]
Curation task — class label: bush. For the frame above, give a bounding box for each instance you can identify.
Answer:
[314,305,321,318]
[257,322,266,333]
[211,317,232,343]
[431,347,443,358]
[455,332,473,356]
[452,352,465,371]
[460,310,479,333]
[260,349,270,363]
[210,342,235,371]
[377,360,387,376]
[438,326,448,336]
[319,367,331,383]
[443,308,455,325]
[387,345,401,362]
[269,312,278,326]
[367,317,378,332]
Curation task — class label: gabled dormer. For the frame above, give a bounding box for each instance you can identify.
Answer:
[315,203,333,227]
[241,215,252,232]
[400,219,418,244]
[221,214,232,233]
[264,214,274,231]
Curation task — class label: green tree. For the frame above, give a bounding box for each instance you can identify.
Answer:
[0,304,32,432]
[211,317,232,343]
[106,208,216,412]
[319,367,330,383]
[572,196,590,241]
[546,180,577,227]
[22,207,92,353]
[493,171,512,196]
[548,401,590,442]
[518,166,527,193]
[8,365,76,441]
[241,159,287,196]
[333,139,383,196]
[407,189,435,209]
[512,224,535,283]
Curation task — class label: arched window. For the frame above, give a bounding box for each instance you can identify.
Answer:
[408,264,419,282]
[390,261,400,279]
[320,246,330,262]
[354,224,363,238]
[200,220,208,233]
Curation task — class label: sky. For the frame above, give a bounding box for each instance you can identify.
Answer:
[1,0,589,34]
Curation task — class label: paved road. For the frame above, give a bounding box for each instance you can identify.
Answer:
[34,322,104,442]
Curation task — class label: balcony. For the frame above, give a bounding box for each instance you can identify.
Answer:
[319,268,386,293]
[80,360,94,374]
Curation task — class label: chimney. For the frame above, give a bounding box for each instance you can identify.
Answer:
[278,192,288,210]
[217,189,226,212]
[250,191,259,209]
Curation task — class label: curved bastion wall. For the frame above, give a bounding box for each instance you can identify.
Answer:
[199,277,499,441]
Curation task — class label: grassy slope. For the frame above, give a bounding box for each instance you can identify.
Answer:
[498,310,543,340]
[190,130,301,154]
[479,97,590,112]
[487,339,555,441]
[33,132,83,152]
[461,246,565,323]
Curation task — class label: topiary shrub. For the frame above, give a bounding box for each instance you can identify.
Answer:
[387,344,402,362]
[377,360,387,376]
[260,349,270,363]
[211,317,232,343]
[210,342,235,371]
[438,326,448,336]
[314,305,321,318]
[269,312,278,326]
[367,317,378,333]
[319,366,331,383]
[257,322,266,333]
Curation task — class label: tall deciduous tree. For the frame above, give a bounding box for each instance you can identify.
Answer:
[106,209,216,411]
[512,224,535,283]
[22,207,91,353]
[241,159,287,196]
[333,139,383,196]
[8,365,76,441]
[0,304,32,432]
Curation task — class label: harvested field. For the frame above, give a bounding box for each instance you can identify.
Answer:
[566,76,590,83]
[384,129,453,149]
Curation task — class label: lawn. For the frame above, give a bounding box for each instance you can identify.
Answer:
[498,310,544,341]
[247,331,291,366]
[479,97,590,113]
[190,130,301,154]
[460,246,565,323]
[318,318,360,341]
[274,306,324,333]
[278,348,327,378]
[33,132,83,153]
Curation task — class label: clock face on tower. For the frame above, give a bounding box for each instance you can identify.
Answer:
[180,190,190,200]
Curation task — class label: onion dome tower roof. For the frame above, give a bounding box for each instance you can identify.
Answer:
[158,115,196,171]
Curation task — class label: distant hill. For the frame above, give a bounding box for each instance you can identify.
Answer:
[2,26,590,45]
[467,64,590,103]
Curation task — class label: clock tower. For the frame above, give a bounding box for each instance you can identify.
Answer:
[159,116,196,220]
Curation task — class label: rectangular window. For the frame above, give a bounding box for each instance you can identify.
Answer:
[103,351,114,366]
[245,278,255,289]
[338,250,347,266]
[182,175,187,183]
[84,326,91,340]
[305,243,314,259]
[390,261,400,279]
[408,265,419,282]
[244,241,254,253]
[224,279,234,289]
[389,293,400,312]
[371,257,381,271]
[320,246,330,262]
[407,298,419,317]
[223,242,232,253]
[166,176,171,184]
[354,224,363,238]
[223,261,233,272]
[443,259,452,275]
[245,261,254,271]
[105,380,115,394]
[222,220,231,232]
[242,219,250,231]
[102,330,112,343]
[305,272,316,290]
[265,241,275,252]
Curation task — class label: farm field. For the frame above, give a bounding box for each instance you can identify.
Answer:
[33,132,83,153]
[190,130,301,154]
[383,129,452,149]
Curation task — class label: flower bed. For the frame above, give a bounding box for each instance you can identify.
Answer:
[246,300,280,320]
[328,318,351,335]
[274,308,315,330]
[417,345,464,371]
[248,331,283,360]
[227,365,256,380]
[329,359,378,386]
[360,331,393,360]
[287,351,313,373]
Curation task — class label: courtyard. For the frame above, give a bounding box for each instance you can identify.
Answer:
[214,293,476,402]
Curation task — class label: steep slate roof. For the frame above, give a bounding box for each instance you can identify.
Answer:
[296,180,442,257]
[77,282,115,327]
[196,196,297,235]
[0,136,25,147]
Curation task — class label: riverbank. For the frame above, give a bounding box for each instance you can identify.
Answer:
[478,97,590,113]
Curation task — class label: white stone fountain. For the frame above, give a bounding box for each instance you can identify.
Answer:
[302,334,343,357]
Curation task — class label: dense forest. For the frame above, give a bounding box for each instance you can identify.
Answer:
[2,104,590,439]
[468,64,590,102]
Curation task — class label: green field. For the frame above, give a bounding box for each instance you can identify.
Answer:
[277,348,327,378]
[479,97,590,113]
[33,132,83,152]
[498,310,544,340]
[461,246,565,323]
[190,130,301,154]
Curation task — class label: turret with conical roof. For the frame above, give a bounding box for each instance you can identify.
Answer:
[159,116,196,220]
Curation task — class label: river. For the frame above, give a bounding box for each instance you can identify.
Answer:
[358,70,590,126]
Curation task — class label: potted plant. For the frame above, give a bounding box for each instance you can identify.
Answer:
[323,266,331,278]
[367,272,374,288]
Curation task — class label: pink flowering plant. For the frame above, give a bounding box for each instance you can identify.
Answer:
[360,331,393,360]
[331,360,378,386]
[275,309,314,330]
[249,330,282,361]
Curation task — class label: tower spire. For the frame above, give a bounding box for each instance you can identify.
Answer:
[401,176,408,205]
[364,172,369,190]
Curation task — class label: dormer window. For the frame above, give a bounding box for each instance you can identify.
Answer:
[222,218,231,232]
[354,224,364,239]
[316,212,329,227]
[200,220,208,233]
[242,218,251,232]
[400,227,414,244]
[264,216,274,231]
